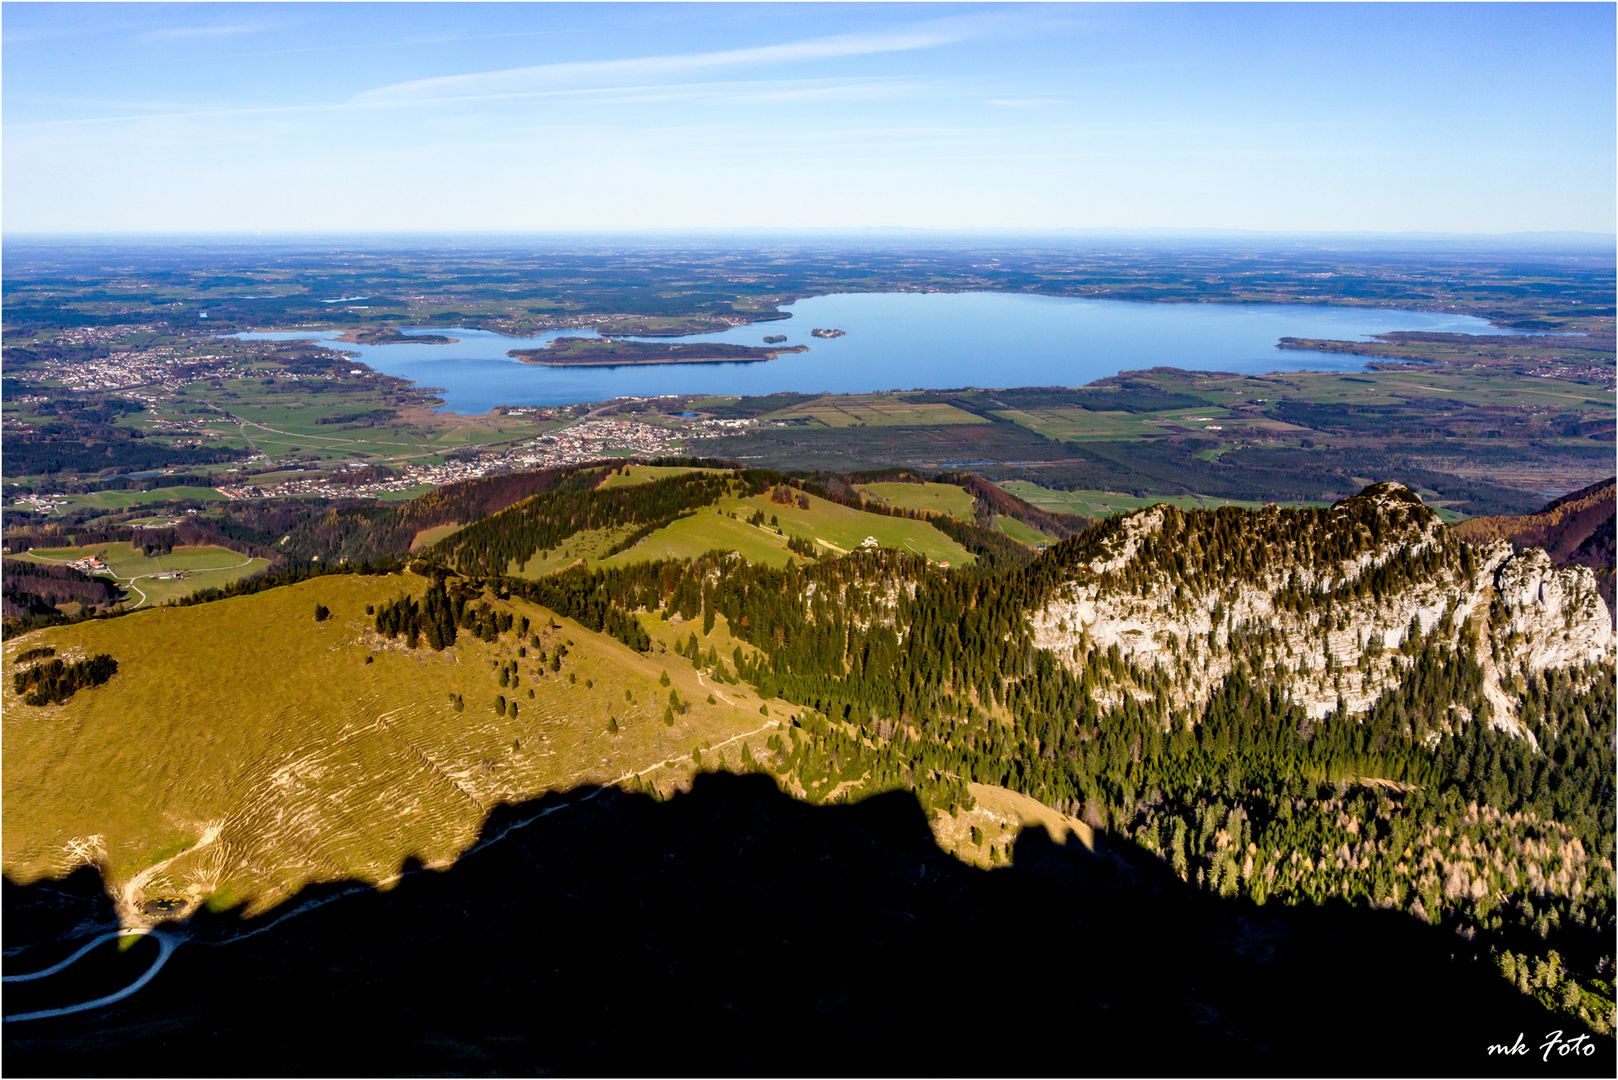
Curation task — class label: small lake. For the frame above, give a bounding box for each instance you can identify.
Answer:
[229,291,1515,414]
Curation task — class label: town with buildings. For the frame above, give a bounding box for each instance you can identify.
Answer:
[26,342,240,396]
[214,417,751,501]
[5,323,772,515]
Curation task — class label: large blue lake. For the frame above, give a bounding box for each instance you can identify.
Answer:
[230,291,1512,415]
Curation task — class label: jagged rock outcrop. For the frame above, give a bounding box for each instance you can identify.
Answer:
[1453,477,1616,624]
[1028,483,1613,732]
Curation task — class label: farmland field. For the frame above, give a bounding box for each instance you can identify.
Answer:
[50,487,226,513]
[994,480,1472,523]
[10,544,270,608]
[996,481,1327,519]
[150,379,559,467]
[757,394,989,428]
[991,407,1216,442]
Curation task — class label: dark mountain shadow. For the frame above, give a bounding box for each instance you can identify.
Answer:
[4,773,1611,1077]
[3,864,121,953]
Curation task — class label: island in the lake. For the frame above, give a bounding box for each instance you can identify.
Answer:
[336,327,459,345]
[810,327,846,338]
[509,337,807,366]
[763,334,787,344]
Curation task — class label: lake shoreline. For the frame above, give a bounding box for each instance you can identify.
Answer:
[227,292,1516,414]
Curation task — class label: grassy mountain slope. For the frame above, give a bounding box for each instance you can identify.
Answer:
[2,571,791,920]
[600,487,975,568]
[432,465,982,575]
[853,480,979,519]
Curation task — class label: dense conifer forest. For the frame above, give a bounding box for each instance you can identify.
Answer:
[396,477,1614,1034]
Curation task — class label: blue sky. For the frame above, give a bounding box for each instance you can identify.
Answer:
[4,2,1613,234]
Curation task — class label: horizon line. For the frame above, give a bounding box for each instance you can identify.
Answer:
[6,227,1614,248]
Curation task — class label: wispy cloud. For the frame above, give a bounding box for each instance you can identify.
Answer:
[2,76,935,132]
[531,76,936,109]
[139,23,280,43]
[984,98,1068,108]
[352,27,967,104]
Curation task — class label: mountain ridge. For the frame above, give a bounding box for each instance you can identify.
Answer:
[4,475,1613,1049]
[1027,482,1612,735]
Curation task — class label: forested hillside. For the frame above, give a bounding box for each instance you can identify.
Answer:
[4,473,1613,1045]
[0,560,122,619]
[472,481,1614,1034]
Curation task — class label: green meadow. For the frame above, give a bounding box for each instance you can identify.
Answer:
[49,487,226,514]
[599,488,974,569]
[854,481,978,520]
[993,514,1055,547]
[598,464,731,490]
[757,394,989,428]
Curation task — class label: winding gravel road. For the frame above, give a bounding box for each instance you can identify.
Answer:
[2,928,179,1023]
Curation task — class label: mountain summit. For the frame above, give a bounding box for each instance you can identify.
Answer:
[1029,482,1612,737]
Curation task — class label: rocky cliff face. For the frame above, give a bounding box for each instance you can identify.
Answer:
[1028,484,1612,736]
